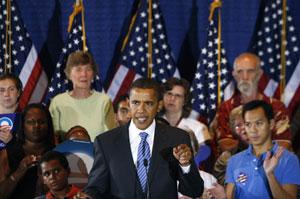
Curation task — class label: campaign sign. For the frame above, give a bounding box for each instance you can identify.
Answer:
[54,140,94,188]
[0,113,20,150]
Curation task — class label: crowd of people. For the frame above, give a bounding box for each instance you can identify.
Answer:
[0,51,299,199]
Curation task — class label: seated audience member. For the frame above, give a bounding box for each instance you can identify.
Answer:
[0,103,55,198]
[226,100,300,199]
[161,77,211,146]
[213,106,249,185]
[64,125,91,142]
[55,126,93,188]
[36,151,81,199]
[215,52,292,152]
[49,51,116,142]
[113,94,131,126]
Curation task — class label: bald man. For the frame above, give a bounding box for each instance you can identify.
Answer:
[215,52,291,152]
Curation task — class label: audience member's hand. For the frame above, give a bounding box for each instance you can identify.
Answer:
[74,191,92,199]
[18,155,40,172]
[208,182,227,199]
[0,125,13,144]
[263,146,284,175]
[173,144,192,166]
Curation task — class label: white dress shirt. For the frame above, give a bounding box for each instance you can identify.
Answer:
[129,120,190,173]
[129,120,156,166]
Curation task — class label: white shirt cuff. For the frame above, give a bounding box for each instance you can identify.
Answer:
[180,164,191,174]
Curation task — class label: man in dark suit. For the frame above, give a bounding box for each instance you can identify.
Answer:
[76,78,204,199]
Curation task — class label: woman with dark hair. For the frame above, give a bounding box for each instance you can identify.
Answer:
[160,77,211,146]
[0,103,55,198]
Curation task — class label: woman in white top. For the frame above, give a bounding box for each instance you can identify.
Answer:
[161,77,211,146]
[49,51,116,142]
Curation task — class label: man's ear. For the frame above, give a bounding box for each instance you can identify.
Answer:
[270,119,275,130]
[257,68,263,79]
[158,100,163,113]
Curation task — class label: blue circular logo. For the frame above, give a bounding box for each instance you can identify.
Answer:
[0,117,13,128]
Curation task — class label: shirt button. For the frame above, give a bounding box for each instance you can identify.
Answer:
[255,167,258,170]
[253,159,256,162]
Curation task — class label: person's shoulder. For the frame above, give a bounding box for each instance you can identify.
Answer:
[280,148,299,163]
[94,125,126,142]
[262,94,285,107]
[92,91,111,100]
[228,149,248,163]
[181,117,206,127]
[158,122,189,137]
[50,92,69,103]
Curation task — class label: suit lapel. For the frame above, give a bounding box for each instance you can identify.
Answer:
[115,126,138,191]
[148,123,168,185]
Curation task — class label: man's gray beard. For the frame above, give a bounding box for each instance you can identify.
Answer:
[238,82,254,97]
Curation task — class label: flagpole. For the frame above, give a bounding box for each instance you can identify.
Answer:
[209,0,222,107]
[5,0,12,73]
[147,0,153,78]
[80,0,87,52]
[280,0,287,102]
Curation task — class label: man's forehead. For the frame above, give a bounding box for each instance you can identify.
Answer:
[244,108,267,121]
[130,88,157,98]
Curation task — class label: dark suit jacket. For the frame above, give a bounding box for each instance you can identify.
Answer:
[84,122,204,199]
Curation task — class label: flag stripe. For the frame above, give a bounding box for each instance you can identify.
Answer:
[29,70,48,103]
[19,53,43,109]
[284,60,300,106]
[1,0,48,109]
[106,0,179,102]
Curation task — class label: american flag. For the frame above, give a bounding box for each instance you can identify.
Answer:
[44,2,102,105]
[0,0,48,109]
[250,0,300,116]
[107,0,179,103]
[190,2,233,123]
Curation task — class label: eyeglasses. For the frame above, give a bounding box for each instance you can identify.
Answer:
[25,119,47,126]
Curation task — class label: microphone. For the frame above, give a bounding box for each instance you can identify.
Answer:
[143,159,150,199]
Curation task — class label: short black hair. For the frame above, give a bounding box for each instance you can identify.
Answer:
[242,100,274,122]
[129,78,162,100]
[113,94,129,112]
[38,151,70,172]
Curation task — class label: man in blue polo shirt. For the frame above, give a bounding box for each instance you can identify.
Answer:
[225,100,300,199]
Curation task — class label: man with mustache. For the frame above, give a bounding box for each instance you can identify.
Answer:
[215,53,291,153]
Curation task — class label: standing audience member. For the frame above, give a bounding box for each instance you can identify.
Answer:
[216,52,292,152]
[161,77,211,146]
[113,94,131,126]
[49,51,116,142]
[35,151,81,199]
[0,74,23,147]
[0,74,22,114]
[0,103,55,198]
[225,100,300,199]
[0,74,23,181]
[75,78,204,199]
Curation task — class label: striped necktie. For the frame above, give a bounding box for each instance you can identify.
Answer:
[137,132,150,192]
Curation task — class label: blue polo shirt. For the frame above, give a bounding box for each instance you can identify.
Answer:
[225,142,300,199]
